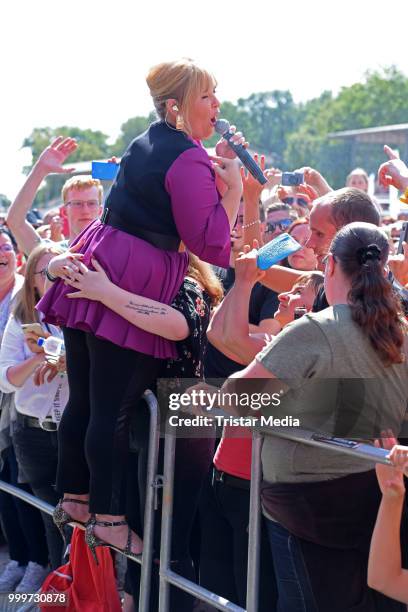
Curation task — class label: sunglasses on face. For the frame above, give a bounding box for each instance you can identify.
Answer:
[282,197,309,208]
[265,218,292,234]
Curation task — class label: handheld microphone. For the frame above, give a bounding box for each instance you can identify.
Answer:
[215,119,267,185]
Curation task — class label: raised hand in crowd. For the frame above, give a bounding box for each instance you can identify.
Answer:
[241,154,267,246]
[264,167,282,189]
[34,137,77,176]
[368,433,408,603]
[297,166,332,197]
[374,433,406,498]
[388,242,408,287]
[6,137,77,256]
[234,242,264,287]
[378,145,408,191]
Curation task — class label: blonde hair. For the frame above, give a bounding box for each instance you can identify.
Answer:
[14,244,64,324]
[187,253,223,306]
[146,58,216,136]
[62,175,103,205]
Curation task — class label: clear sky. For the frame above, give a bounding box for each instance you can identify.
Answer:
[2,0,408,199]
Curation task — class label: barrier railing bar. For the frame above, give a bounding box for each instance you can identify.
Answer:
[246,430,262,612]
[138,389,161,612]
[158,428,246,612]
[258,426,392,465]
[161,568,245,612]
[158,429,175,612]
[0,481,54,516]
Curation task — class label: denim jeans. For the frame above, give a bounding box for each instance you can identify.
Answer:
[266,521,318,612]
[12,424,63,569]
[199,472,277,610]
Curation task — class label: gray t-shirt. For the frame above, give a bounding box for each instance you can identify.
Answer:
[257,304,408,485]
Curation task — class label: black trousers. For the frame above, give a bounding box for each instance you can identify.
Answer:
[13,425,63,569]
[57,328,162,515]
[0,445,48,567]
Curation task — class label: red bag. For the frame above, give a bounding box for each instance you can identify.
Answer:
[40,527,121,611]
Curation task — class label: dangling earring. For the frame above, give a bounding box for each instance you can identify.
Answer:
[176,113,184,131]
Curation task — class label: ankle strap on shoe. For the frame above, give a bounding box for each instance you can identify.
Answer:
[93,519,128,528]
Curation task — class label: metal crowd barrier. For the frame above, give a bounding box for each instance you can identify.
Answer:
[0,389,395,612]
[158,421,393,612]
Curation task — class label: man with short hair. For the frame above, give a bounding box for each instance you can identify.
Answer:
[306,187,380,271]
[263,203,296,244]
[260,186,384,293]
[7,137,103,255]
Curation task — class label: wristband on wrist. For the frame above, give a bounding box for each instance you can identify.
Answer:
[242,219,260,230]
[400,187,408,204]
[45,265,57,282]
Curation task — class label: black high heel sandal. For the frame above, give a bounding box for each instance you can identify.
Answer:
[53,498,90,545]
[85,516,143,566]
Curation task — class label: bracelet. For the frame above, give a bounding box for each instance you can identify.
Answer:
[45,265,57,283]
[242,219,260,230]
[400,187,408,204]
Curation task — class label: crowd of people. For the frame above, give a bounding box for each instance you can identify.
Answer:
[0,58,407,611]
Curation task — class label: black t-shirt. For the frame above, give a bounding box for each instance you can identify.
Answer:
[204,267,280,378]
[312,286,329,312]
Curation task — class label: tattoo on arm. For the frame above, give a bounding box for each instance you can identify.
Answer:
[125,300,168,316]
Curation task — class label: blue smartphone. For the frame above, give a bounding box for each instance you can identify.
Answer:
[91,161,119,181]
[257,233,302,270]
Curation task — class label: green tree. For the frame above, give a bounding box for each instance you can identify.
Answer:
[112,112,157,154]
[286,67,408,187]
[0,194,10,212]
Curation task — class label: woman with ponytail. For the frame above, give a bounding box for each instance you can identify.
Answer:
[216,222,408,611]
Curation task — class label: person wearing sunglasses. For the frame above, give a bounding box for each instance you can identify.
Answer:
[277,184,316,219]
[263,203,297,244]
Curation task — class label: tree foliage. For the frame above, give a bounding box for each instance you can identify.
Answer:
[111,111,157,155]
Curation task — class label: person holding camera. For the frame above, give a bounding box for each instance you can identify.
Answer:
[37,58,244,561]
